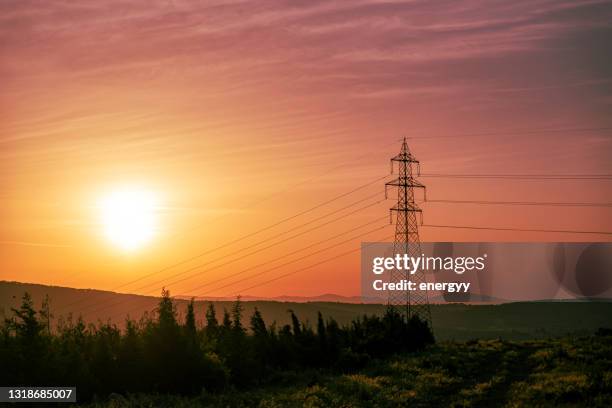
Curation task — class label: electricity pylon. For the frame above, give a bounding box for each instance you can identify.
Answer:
[385,137,432,326]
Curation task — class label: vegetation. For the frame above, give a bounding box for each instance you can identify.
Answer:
[3,281,612,341]
[3,290,610,407]
[81,334,612,407]
[0,291,433,403]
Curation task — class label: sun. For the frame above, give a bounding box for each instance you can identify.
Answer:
[98,189,158,251]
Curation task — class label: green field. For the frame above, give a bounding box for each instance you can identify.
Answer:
[82,334,612,407]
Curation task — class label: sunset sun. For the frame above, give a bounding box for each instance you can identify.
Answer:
[98,189,158,251]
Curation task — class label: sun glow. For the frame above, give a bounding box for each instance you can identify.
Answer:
[98,189,159,251]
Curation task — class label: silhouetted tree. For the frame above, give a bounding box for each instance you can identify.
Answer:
[185,298,196,338]
[205,303,218,337]
[1,290,434,401]
[8,292,41,339]
[231,297,245,334]
[250,308,267,337]
[39,294,52,336]
[157,288,177,330]
[222,309,232,331]
[317,311,328,363]
[289,309,301,337]
[5,293,47,384]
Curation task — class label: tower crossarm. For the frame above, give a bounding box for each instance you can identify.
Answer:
[385,177,425,188]
[389,203,423,224]
[391,152,420,164]
[390,203,422,212]
[384,177,426,199]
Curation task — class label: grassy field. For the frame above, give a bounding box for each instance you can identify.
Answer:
[83,333,612,407]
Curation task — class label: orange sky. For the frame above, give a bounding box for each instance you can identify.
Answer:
[1,0,611,299]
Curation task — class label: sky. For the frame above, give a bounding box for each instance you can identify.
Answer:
[1,0,611,300]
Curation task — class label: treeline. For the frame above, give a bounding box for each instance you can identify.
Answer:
[0,290,433,401]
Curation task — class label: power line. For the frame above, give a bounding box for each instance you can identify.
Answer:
[56,126,612,318]
[420,173,612,180]
[407,126,612,139]
[422,224,612,235]
[124,174,387,287]
[424,199,612,208]
[196,220,389,297]
[117,195,386,296]
[104,222,391,321]
[70,194,388,317]
[57,128,609,295]
[74,132,608,308]
[57,174,389,314]
[198,222,612,300]
[162,138,400,243]
[56,138,400,311]
[226,232,394,297]
[65,196,612,318]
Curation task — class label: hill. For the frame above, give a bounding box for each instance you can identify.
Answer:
[2,280,612,341]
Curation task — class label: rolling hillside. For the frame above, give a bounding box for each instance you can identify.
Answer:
[2,280,611,341]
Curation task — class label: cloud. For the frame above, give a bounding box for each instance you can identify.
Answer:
[0,240,72,248]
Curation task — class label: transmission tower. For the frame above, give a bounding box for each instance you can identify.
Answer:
[385,137,432,326]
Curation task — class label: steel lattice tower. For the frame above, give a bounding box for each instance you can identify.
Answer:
[385,137,432,326]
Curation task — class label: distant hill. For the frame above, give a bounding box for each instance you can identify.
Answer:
[179,293,380,303]
[0,280,386,332]
[2,280,612,341]
[428,293,509,304]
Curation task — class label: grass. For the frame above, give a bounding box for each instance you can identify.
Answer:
[82,333,612,407]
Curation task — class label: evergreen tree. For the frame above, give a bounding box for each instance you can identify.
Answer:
[157,288,177,330]
[8,292,41,339]
[317,311,327,359]
[0,289,435,401]
[250,308,267,337]
[231,297,244,334]
[6,293,46,385]
[205,303,218,332]
[39,294,52,336]
[185,298,196,337]
[289,309,301,337]
[222,309,232,331]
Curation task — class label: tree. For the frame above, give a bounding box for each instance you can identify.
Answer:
[317,311,327,357]
[222,309,232,331]
[9,293,41,339]
[205,303,218,333]
[39,294,52,336]
[185,298,196,337]
[157,288,177,330]
[250,308,267,337]
[289,309,301,337]
[149,288,183,392]
[0,289,436,400]
[6,293,47,385]
[231,297,244,334]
